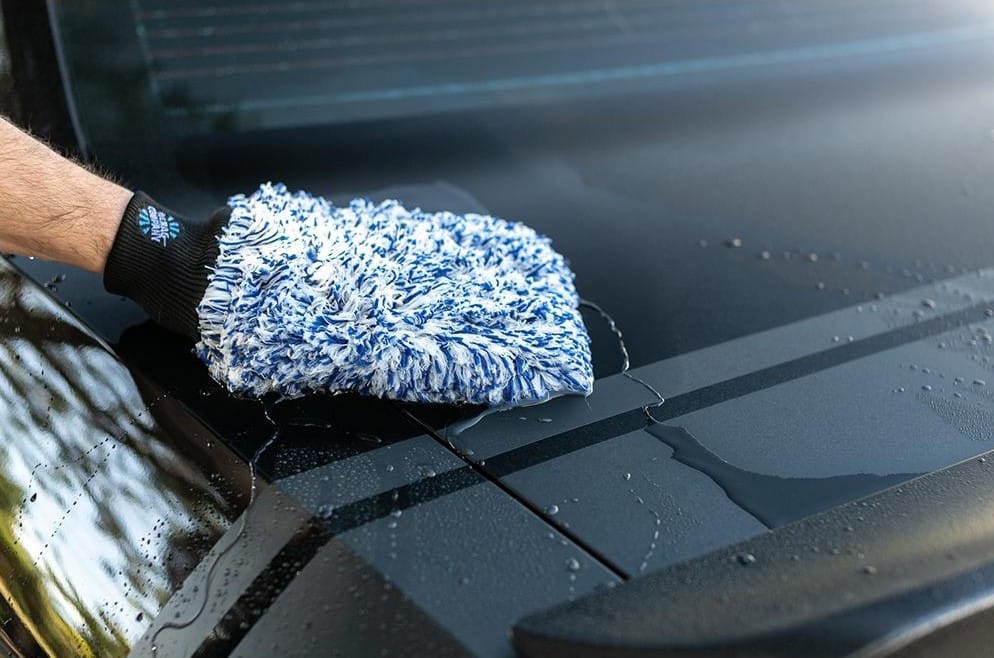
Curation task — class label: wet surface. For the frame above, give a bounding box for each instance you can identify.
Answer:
[0,260,247,656]
[501,429,766,575]
[409,271,994,581]
[0,259,620,656]
[646,425,919,528]
[6,0,994,655]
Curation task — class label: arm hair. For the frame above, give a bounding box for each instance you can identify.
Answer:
[0,116,130,273]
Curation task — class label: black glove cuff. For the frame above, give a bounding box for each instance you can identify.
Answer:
[103,191,229,339]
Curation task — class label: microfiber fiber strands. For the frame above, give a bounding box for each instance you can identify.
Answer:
[195,183,593,405]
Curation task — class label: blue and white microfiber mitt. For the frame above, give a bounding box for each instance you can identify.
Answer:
[192,183,593,405]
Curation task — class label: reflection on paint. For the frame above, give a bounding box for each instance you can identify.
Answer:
[646,424,920,528]
[0,261,243,657]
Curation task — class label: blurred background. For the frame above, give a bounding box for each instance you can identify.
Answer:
[0,12,18,119]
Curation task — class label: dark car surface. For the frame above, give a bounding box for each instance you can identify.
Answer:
[3,1,994,656]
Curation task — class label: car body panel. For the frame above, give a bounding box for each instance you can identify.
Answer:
[4,0,994,655]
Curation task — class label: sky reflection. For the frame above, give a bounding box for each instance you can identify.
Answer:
[0,261,243,657]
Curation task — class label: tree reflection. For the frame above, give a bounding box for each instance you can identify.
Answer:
[0,261,242,657]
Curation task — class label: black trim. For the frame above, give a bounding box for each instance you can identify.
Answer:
[488,299,994,477]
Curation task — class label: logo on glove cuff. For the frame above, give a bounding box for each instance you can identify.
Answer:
[138,205,181,246]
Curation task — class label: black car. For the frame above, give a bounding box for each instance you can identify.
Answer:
[3,1,994,656]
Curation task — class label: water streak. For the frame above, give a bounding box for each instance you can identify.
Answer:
[150,399,281,651]
[580,299,665,414]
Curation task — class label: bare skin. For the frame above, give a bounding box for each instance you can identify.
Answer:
[0,116,130,273]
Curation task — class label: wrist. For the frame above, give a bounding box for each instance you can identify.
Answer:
[83,180,131,273]
[104,192,229,338]
[0,117,130,273]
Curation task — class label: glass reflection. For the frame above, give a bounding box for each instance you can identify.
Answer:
[0,260,244,657]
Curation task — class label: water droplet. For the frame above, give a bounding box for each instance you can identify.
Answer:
[922,385,932,392]
[136,612,144,622]
[385,464,394,472]
[537,418,552,424]
[389,509,402,518]
[623,472,631,481]
[974,379,987,387]
[986,309,994,318]
[832,336,841,343]
[698,239,708,248]
[816,282,826,290]
[545,504,559,516]
[733,553,757,566]
[921,299,936,309]
[29,493,36,503]
[565,557,581,572]
[758,251,771,260]
[806,253,818,262]
[862,565,878,575]
[724,238,742,248]
[416,464,436,478]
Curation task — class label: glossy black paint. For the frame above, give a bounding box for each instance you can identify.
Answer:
[513,450,994,657]
[6,1,994,656]
[115,320,438,482]
[0,259,248,656]
[27,0,994,360]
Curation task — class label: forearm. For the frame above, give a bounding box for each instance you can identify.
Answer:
[0,117,130,273]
